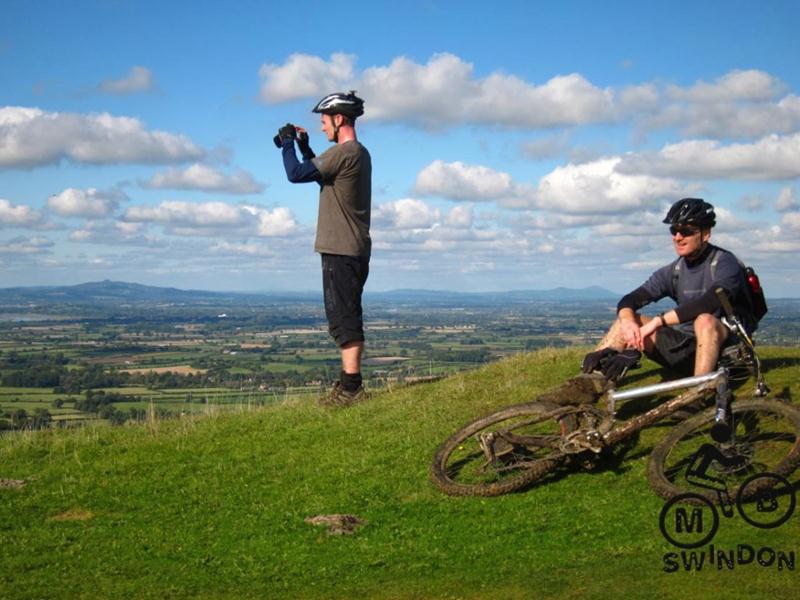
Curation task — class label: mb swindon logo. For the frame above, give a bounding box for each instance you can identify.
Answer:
[658,444,796,573]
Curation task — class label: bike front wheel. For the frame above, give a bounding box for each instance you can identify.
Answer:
[430,402,594,497]
[647,399,800,502]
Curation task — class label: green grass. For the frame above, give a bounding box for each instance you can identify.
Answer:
[1,346,799,599]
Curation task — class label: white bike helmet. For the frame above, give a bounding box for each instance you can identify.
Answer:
[312,91,365,120]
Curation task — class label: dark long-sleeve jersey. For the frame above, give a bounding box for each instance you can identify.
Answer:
[617,244,753,334]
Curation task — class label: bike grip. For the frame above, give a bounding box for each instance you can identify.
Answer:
[715,287,735,318]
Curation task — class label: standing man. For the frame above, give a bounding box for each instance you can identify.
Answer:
[275,91,371,406]
[581,198,757,381]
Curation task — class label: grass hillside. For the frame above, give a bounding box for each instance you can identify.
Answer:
[2,347,800,599]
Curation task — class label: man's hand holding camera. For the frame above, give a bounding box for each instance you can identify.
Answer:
[273,123,297,148]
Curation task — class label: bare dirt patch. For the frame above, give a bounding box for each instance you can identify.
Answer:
[0,478,28,490]
[304,514,366,535]
[48,508,95,522]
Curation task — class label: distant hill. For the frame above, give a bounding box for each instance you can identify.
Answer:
[0,280,618,307]
[0,280,318,306]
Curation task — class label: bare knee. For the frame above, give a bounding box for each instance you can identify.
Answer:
[694,313,716,333]
[693,313,727,340]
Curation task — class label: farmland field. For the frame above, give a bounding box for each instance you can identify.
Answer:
[2,289,799,431]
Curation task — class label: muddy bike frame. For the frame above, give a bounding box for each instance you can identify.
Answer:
[599,369,730,449]
[550,368,733,460]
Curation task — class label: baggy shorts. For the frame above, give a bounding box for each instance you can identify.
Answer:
[321,253,370,347]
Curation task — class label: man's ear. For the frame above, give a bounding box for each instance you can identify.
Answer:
[334,113,345,127]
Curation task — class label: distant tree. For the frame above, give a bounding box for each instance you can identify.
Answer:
[10,409,29,428]
[31,408,52,428]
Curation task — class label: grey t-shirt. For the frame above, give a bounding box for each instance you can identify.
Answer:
[311,141,371,257]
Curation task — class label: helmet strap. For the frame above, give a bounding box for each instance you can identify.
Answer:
[332,113,341,143]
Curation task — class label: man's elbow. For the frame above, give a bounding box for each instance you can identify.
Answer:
[286,172,304,184]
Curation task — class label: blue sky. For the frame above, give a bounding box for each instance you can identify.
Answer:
[2,0,800,295]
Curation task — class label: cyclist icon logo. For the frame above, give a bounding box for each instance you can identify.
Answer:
[659,442,796,549]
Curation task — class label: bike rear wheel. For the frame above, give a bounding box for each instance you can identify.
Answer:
[647,399,800,502]
[430,402,585,497]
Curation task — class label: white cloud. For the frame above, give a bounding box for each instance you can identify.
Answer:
[752,240,800,253]
[259,53,356,103]
[776,187,798,212]
[362,54,615,128]
[617,133,800,180]
[373,198,440,230]
[124,201,246,227]
[143,163,265,194]
[242,205,298,237]
[444,205,473,228]
[48,187,126,218]
[210,241,276,257]
[782,212,800,232]
[100,66,155,95]
[667,70,784,103]
[258,58,800,140]
[466,71,615,128]
[668,96,800,139]
[415,160,535,207]
[0,106,204,168]
[69,220,163,246]
[537,157,686,214]
[637,70,800,139]
[123,201,298,237]
[0,198,43,226]
[619,84,660,113]
[261,52,615,129]
[0,235,53,254]
[116,221,143,236]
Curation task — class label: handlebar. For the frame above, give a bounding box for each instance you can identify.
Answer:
[715,286,736,319]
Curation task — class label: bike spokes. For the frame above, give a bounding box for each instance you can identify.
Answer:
[443,408,568,487]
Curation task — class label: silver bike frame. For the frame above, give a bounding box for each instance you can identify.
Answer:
[609,368,726,402]
[605,368,727,418]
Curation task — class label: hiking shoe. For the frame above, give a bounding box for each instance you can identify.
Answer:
[536,373,611,406]
[318,382,369,407]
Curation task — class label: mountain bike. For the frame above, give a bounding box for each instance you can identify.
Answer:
[430,290,800,499]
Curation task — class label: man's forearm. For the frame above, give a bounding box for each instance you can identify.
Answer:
[281,140,321,183]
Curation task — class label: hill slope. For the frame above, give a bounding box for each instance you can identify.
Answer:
[2,347,799,599]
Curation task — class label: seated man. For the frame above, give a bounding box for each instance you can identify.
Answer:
[582,198,756,382]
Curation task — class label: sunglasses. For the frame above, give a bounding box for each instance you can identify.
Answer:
[669,225,700,237]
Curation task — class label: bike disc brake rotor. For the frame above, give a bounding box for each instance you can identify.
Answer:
[711,441,755,475]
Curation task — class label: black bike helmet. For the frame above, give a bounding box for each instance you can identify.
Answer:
[662,198,716,228]
[312,91,364,120]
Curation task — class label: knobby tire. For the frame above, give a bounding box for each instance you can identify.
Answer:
[430,402,573,497]
[647,399,800,502]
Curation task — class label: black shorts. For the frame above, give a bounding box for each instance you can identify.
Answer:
[321,253,369,347]
[649,327,696,376]
[649,325,736,376]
